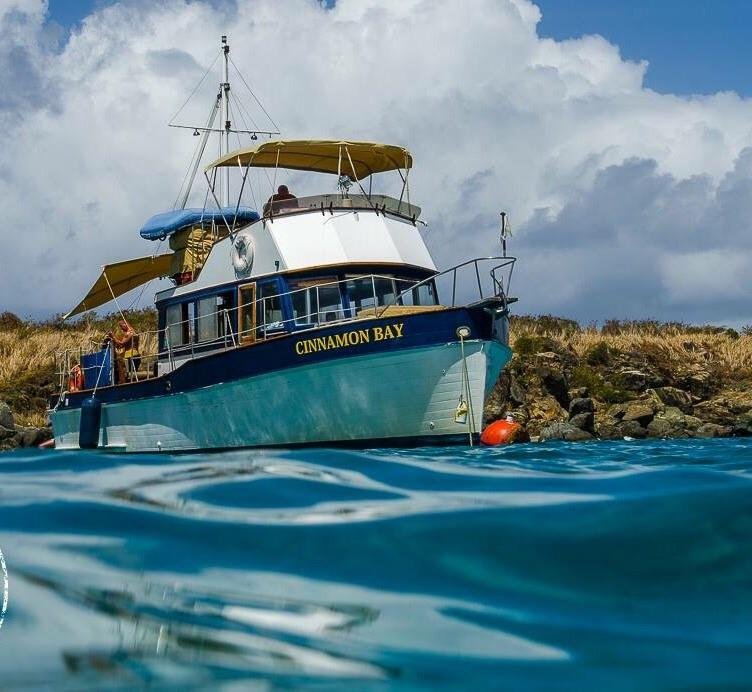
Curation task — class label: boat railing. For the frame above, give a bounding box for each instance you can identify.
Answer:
[53,259,515,392]
[378,256,516,317]
[264,193,422,223]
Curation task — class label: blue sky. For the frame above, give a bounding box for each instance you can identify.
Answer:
[48,0,751,96]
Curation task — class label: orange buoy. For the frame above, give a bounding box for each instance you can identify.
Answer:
[38,438,55,450]
[481,418,523,446]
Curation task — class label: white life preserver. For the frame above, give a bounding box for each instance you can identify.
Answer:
[232,230,254,277]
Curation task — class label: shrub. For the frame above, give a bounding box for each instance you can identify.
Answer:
[585,341,611,366]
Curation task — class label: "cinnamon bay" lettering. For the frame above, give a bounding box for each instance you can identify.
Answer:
[295,322,405,355]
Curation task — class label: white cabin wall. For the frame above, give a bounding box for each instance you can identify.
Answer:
[157,210,436,302]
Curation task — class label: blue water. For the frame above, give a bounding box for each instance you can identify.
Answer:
[1,438,751,689]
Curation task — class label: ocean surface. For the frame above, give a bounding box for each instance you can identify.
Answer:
[0,438,751,690]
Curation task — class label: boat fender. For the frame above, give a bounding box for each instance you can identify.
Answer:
[232,230,254,276]
[79,397,102,449]
[480,417,522,446]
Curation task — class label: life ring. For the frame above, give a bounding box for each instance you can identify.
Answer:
[232,230,254,276]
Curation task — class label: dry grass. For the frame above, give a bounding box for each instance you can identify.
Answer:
[0,309,157,427]
[510,315,752,378]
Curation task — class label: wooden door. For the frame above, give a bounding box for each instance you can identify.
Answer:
[237,283,257,343]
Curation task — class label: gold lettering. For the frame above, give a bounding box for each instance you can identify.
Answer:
[347,331,359,346]
[325,335,335,349]
[383,325,395,340]
[315,337,326,351]
[295,341,305,355]
[335,333,349,348]
[393,323,404,337]
[358,329,370,343]
[372,326,384,341]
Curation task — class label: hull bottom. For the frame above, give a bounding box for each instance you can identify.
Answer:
[51,340,511,453]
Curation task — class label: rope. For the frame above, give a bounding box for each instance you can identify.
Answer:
[168,50,221,125]
[458,333,476,446]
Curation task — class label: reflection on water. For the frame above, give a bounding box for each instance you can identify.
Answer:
[1,439,752,689]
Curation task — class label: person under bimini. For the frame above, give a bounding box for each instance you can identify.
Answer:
[263,184,297,215]
[109,319,141,384]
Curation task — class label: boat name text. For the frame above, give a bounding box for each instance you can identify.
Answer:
[295,323,404,355]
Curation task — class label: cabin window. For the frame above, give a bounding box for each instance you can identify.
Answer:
[345,276,398,314]
[166,303,189,348]
[259,282,284,335]
[290,278,343,326]
[396,279,438,306]
[196,297,218,343]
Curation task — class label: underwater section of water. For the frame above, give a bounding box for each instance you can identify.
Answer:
[1,438,751,689]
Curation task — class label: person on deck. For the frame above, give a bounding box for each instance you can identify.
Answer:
[68,358,84,392]
[109,320,140,384]
[263,184,297,215]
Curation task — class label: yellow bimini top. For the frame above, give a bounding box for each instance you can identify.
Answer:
[64,254,173,320]
[205,139,413,181]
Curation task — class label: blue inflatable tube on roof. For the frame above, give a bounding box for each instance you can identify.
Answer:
[139,207,260,240]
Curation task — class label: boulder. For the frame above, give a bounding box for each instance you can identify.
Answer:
[622,403,655,426]
[525,395,567,437]
[568,387,589,400]
[617,368,664,392]
[0,425,15,441]
[569,412,595,433]
[732,410,752,436]
[595,422,622,440]
[647,418,673,438]
[15,426,51,447]
[606,402,630,421]
[652,386,693,414]
[539,421,593,442]
[569,397,595,417]
[536,356,569,409]
[0,402,14,430]
[617,420,648,439]
[693,399,734,426]
[694,423,732,439]
[509,374,527,406]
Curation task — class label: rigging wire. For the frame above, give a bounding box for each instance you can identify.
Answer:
[229,56,280,132]
[168,50,221,125]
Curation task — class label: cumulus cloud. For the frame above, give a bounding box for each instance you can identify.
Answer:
[1,0,752,326]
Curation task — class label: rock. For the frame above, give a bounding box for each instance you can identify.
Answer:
[693,399,734,426]
[694,423,732,439]
[732,410,752,436]
[647,418,673,438]
[596,422,622,440]
[617,420,648,439]
[568,387,589,400]
[509,374,527,406]
[569,411,595,432]
[0,425,15,441]
[539,421,593,442]
[525,395,567,438]
[606,403,630,421]
[622,403,655,426]
[569,397,595,417]
[617,369,663,392]
[15,426,51,447]
[536,359,569,409]
[0,402,14,430]
[652,387,693,414]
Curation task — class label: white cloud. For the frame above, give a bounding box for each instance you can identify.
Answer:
[1,0,752,326]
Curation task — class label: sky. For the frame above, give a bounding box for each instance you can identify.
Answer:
[3,0,752,327]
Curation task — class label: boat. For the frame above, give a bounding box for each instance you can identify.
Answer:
[48,37,517,452]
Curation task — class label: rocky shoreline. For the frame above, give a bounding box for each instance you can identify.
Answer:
[484,322,752,442]
[0,401,51,451]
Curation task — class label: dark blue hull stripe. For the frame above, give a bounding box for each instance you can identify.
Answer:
[55,306,499,410]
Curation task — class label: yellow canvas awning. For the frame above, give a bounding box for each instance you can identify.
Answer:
[205,139,412,181]
[63,254,173,320]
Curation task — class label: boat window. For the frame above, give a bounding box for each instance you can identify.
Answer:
[396,279,438,306]
[346,276,398,314]
[259,282,284,335]
[196,297,218,343]
[290,278,342,326]
[166,303,189,348]
[237,283,257,342]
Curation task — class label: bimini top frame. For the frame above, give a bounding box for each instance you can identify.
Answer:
[205,139,413,182]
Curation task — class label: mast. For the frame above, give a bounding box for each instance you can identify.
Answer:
[220,35,231,206]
